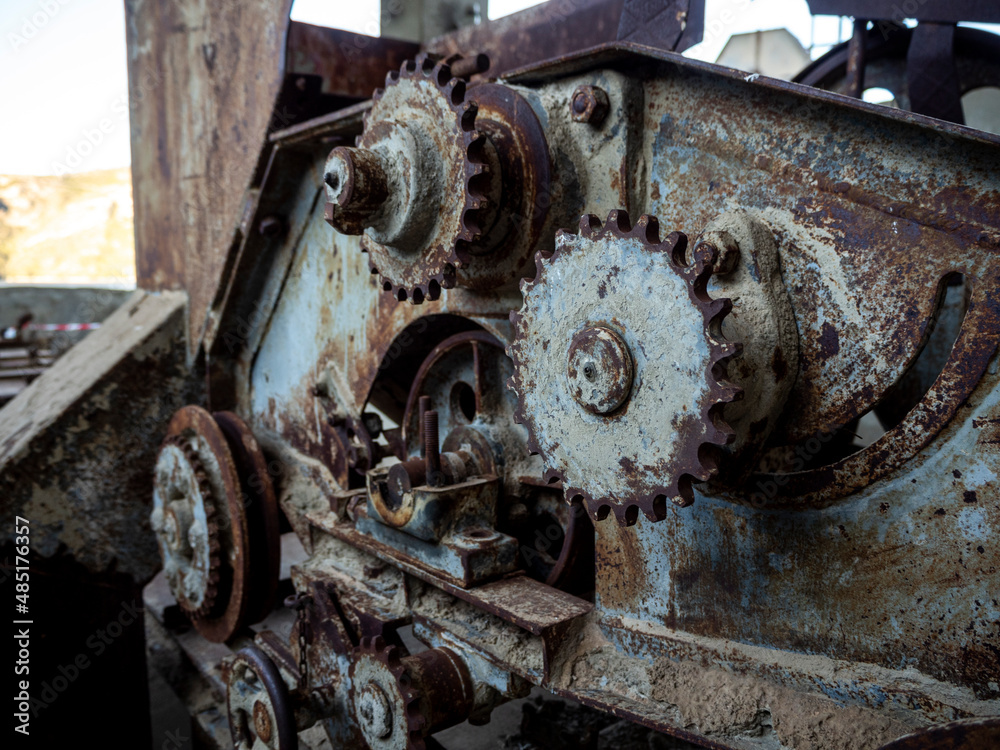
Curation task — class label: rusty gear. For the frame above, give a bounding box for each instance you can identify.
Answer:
[349,636,424,750]
[325,53,494,303]
[508,210,741,525]
[151,434,222,618]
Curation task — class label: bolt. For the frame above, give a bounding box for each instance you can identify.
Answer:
[358,683,393,740]
[424,410,443,486]
[692,231,741,275]
[570,85,609,125]
[450,53,490,79]
[253,700,273,743]
[418,396,431,458]
[385,458,425,512]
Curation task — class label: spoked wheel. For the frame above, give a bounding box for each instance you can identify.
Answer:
[795,25,1000,132]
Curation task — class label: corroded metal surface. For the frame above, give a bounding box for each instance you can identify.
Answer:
[327,53,487,302]
[125,0,293,354]
[151,432,222,618]
[160,406,251,643]
[350,636,474,749]
[125,16,1000,749]
[0,291,195,581]
[214,410,283,625]
[509,43,1000,507]
[127,2,418,358]
[509,211,740,524]
[228,645,298,750]
[285,21,420,101]
[325,54,553,302]
[877,717,1000,749]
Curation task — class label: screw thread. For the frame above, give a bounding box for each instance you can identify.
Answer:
[424,410,441,481]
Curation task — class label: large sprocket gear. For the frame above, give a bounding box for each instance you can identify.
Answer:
[508,210,742,525]
[151,434,222,618]
[324,53,494,303]
[151,405,280,642]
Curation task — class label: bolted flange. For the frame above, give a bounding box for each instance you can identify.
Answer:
[566,324,634,415]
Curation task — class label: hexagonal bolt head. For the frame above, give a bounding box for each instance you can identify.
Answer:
[323,146,390,235]
[692,229,741,276]
[571,85,610,125]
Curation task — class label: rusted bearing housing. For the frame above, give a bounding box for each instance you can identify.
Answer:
[398,330,594,590]
[151,405,281,642]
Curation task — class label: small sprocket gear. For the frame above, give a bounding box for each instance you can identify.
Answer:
[151,434,222,618]
[507,210,742,525]
[349,636,425,750]
[324,53,495,303]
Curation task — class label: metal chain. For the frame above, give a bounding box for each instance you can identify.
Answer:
[285,593,312,690]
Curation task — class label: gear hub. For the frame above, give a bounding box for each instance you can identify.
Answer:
[508,210,743,525]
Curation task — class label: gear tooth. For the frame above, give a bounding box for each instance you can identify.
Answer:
[425,278,441,301]
[607,209,631,235]
[433,59,452,86]
[647,495,669,522]
[531,251,547,283]
[449,77,468,106]
[707,296,733,319]
[584,498,611,523]
[525,436,541,455]
[634,214,661,244]
[615,504,639,526]
[542,467,563,484]
[579,214,602,237]
[459,99,477,130]
[674,474,699,506]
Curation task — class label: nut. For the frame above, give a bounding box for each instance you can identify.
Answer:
[571,85,610,125]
